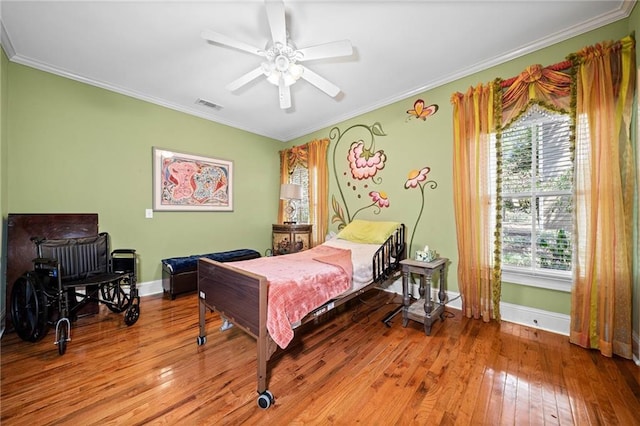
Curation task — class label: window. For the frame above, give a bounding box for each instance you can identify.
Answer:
[499,105,573,291]
[289,165,310,224]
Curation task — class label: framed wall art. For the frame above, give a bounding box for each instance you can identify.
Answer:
[153,147,233,211]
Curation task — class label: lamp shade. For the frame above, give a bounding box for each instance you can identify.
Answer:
[280,183,303,200]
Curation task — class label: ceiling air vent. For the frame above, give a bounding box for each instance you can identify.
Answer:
[196,98,223,109]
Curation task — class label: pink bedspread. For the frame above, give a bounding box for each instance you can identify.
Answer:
[232,245,353,349]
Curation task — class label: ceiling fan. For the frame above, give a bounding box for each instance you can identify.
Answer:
[202,0,353,109]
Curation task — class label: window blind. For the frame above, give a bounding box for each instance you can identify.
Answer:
[500,106,573,274]
[289,165,310,224]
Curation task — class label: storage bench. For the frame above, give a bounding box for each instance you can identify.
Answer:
[161,249,261,299]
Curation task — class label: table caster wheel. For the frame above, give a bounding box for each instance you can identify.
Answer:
[197,335,207,346]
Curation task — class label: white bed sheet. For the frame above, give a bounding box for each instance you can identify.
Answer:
[322,236,382,292]
[289,235,397,329]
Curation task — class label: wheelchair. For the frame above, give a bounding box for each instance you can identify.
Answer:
[10,233,140,355]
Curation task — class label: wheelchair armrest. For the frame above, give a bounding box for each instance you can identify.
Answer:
[112,249,136,254]
[33,256,59,267]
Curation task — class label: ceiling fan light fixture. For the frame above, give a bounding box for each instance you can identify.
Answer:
[266,72,279,86]
[274,55,289,71]
[289,63,303,80]
[202,0,353,108]
[265,62,302,87]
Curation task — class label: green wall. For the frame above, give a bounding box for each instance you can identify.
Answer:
[5,62,282,283]
[1,13,637,337]
[288,19,633,317]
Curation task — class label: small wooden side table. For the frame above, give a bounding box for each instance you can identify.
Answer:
[272,224,312,255]
[401,257,448,336]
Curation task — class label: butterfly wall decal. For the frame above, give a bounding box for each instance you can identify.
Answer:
[406,99,438,121]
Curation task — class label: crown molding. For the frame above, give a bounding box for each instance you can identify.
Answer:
[2,1,635,142]
[279,0,636,141]
[0,19,16,58]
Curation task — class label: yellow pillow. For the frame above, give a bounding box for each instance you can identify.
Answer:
[337,220,400,244]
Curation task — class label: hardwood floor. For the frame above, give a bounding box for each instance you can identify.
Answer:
[2,290,639,425]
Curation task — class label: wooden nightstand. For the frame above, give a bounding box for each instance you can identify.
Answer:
[272,224,312,255]
[401,257,448,335]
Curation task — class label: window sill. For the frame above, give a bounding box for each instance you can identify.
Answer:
[502,269,572,293]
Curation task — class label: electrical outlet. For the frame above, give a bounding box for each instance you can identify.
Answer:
[145,209,153,219]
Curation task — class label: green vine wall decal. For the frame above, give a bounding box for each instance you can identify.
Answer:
[350,190,390,219]
[404,166,438,254]
[330,122,389,229]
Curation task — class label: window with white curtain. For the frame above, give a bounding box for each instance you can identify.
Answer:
[498,105,573,292]
[289,165,310,224]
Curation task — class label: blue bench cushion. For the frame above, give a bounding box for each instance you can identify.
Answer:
[162,249,260,274]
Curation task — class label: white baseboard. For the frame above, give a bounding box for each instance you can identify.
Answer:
[497,300,570,336]
[381,278,570,336]
[137,279,163,297]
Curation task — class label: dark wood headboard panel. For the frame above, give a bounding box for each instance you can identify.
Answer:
[5,213,99,329]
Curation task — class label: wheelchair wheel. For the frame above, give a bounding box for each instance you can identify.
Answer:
[124,303,140,326]
[57,325,67,355]
[100,279,131,313]
[10,274,49,342]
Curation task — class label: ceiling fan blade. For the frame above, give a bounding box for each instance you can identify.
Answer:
[201,29,264,57]
[278,77,291,109]
[265,0,287,47]
[296,40,353,61]
[225,66,266,92]
[300,66,340,97]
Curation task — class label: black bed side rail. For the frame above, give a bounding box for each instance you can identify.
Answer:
[372,224,406,283]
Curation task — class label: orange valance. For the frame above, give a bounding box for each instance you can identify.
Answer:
[499,62,572,127]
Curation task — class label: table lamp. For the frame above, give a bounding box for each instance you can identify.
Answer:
[280,183,303,224]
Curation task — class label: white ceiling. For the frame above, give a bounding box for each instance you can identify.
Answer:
[0,0,633,142]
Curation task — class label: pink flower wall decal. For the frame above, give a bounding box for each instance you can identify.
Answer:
[370,191,389,208]
[347,141,387,180]
[350,190,390,220]
[404,167,430,189]
[330,122,388,229]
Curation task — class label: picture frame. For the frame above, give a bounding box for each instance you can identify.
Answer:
[152,147,233,211]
